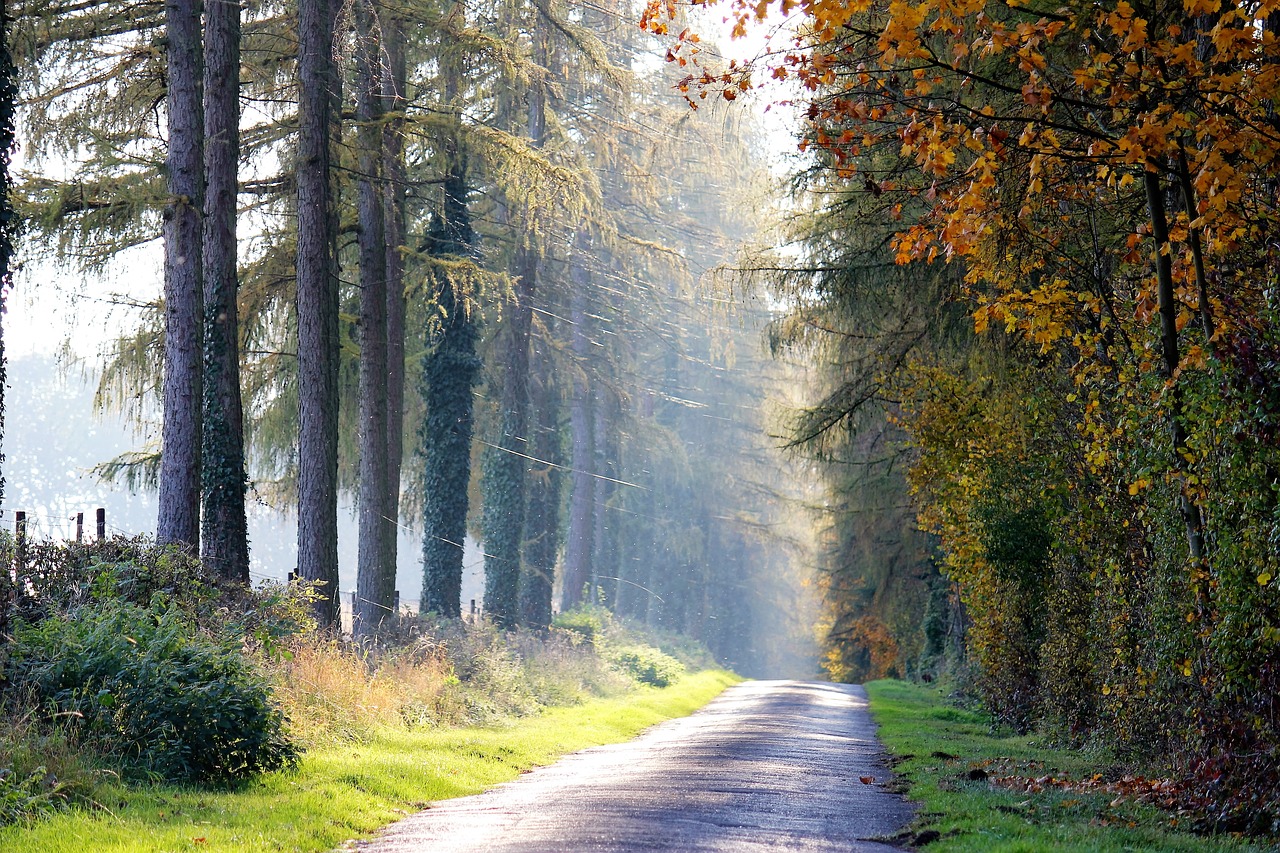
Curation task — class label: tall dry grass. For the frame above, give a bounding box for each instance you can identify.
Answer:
[268,619,632,748]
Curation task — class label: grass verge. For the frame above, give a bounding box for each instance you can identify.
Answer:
[0,669,739,853]
[865,679,1267,852]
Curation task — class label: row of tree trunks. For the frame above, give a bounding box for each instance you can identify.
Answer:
[155,0,253,588]
[48,0,775,658]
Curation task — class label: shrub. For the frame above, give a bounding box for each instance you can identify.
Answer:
[551,609,606,649]
[506,628,631,706]
[8,599,298,785]
[11,537,218,624]
[608,644,686,688]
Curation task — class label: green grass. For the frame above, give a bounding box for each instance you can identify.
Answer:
[866,679,1266,852]
[0,670,740,853]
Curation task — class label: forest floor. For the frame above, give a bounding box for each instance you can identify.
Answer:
[866,679,1270,852]
[0,670,738,853]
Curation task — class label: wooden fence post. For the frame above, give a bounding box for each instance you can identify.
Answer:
[0,512,9,640]
[76,512,84,543]
[96,508,106,541]
[14,511,27,584]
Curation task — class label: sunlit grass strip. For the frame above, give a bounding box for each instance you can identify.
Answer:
[0,670,740,853]
[866,679,1264,853]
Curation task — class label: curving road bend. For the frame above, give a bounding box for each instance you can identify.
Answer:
[355,680,915,852]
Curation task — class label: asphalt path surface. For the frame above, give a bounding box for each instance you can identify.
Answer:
[356,680,915,852]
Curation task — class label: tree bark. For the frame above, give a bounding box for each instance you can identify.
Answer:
[381,6,408,623]
[591,388,617,608]
[354,0,392,639]
[561,228,595,611]
[157,0,204,554]
[420,22,479,617]
[480,246,533,626]
[200,0,249,583]
[1144,167,1207,569]
[520,327,561,629]
[296,0,341,628]
[0,1,18,639]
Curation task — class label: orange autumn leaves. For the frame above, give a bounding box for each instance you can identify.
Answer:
[645,0,1280,356]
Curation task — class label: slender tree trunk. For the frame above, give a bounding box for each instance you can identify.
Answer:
[644,519,664,629]
[0,1,17,640]
[1144,168,1207,570]
[382,8,408,618]
[157,0,204,553]
[420,24,479,617]
[201,0,249,583]
[354,0,392,639]
[561,229,595,610]
[590,392,609,605]
[296,0,341,628]
[1173,149,1215,344]
[613,488,638,618]
[591,385,621,609]
[520,328,561,629]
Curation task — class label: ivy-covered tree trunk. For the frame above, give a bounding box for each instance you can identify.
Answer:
[157,0,204,553]
[200,0,249,583]
[519,332,562,630]
[420,37,479,617]
[381,8,408,619]
[296,0,341,628]
[353,0,392,640]
[561,229,595,611]
[480,15,546,627]
[479,245,533,626]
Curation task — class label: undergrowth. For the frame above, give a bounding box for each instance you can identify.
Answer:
[0,540,718,829]
[866,679,1269,852]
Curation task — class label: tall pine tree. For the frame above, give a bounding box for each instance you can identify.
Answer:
[157,0,205,553]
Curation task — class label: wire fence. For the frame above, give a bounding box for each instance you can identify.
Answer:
[0,506,114,544]
[0,505,488,638]
[0,509,185,639]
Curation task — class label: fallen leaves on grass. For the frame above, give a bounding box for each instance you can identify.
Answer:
[989,771,1185,809]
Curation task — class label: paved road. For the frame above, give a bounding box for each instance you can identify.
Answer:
[356,680,915,852]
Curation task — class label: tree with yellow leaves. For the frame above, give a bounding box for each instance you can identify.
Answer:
[652,0,1280,828]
